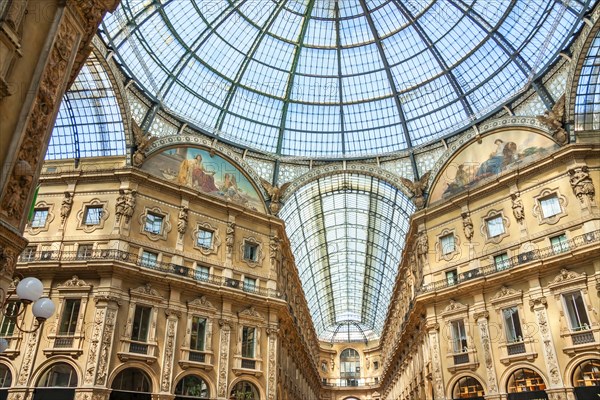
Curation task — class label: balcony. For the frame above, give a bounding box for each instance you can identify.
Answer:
[18,249,282,299]
[562,326,599,355]
[117,339,158,364]
[507,342,526,355]
[179,348,213,370]
[322,378,380,388]
[419,230,600,293]
[233,356,262,377]
[447,349,478,373]
[43,334,83,358]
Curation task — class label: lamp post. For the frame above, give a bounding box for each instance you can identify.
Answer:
[0,276,55,351]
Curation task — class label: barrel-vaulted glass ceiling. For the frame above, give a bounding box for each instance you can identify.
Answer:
[280,173,415,342]
[100,0,590,158]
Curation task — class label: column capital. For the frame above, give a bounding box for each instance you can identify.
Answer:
[473,311,489,321]
[529,296,547,310]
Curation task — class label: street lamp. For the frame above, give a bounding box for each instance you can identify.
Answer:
[0,276,55,338]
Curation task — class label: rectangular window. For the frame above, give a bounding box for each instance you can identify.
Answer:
[244,277,256,292]
[195,266,210,281]
[241,326,255,358]
[373,361,379,370]
[446,269,458,286]
[84,206,103,225]
[562,291,591,331]
[540,195,561,218]
[450,320,468,353]
[550,234,569,254]
[197,229,213,249]
[486,215,505,237]
[59,299,81,335]
[244,242,259,262]
[131,305,152,342]
[440,234,455,255]
[21,246,37,262]
[494,253,510,271]
[502,307,523,343]
[0,302,20,337]
[140,251,158,267]
[77,244,93,259]
[31,208,49,228]
[144,213,163,234]
[190,316,206,351]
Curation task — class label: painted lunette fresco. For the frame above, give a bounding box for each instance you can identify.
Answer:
[142,147,265,212]
[429,130,559,203]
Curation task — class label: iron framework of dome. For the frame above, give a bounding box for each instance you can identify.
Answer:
[100,0,591,159]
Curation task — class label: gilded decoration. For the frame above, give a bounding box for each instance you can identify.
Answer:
[141,146,265,212]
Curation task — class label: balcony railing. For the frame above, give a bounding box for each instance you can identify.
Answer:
[453,353,469,365]
[129,342,149,354]
[572,330,595,345]
[189,351,206,363]
[507,342,526,355]
[419,230,600,293]
[54,337,74,348]
[241,359,256,369]
[322,378,380,387]
[18,249,282,298]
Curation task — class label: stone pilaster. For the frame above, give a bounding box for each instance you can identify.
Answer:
[266,327,279,400]
[160,310,180,394]
[530,296,564,388]
[473,311,499,394]
[217,319,232,399]
[16,322,41,387]
[82,296,120,387]
[425,322,444,400]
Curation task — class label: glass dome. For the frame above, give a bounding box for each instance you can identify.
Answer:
[101,0,589,158]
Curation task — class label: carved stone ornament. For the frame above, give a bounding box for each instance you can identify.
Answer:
[473,311,489,321]
[511,193,525,224]
[415,229,429,266]
[177,206,188,235]
[462,212,474,241]
[131,120,157,167]
[260,179,291,215]
[58,275,90,288]
[399,171,431,210]
[491,286,520,300]
[0,246,17,278]
[552,268,585,284]
[161,317,177,392]
[225,221,235,254]
[568,165,595,203]
[536,95,567,145]
[115,189,136,224]
[188,296,215,311]
[239,306,262,320]
[1,22,78,227]
[442,299,468,314]
[529,296,548,310]
[131,283,160,298]
[60,191,74,225]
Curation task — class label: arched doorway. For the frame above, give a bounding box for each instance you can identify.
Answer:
[0,364,12,400]
[452,376,484,399]
[572,359,600,399]
[506,368,547,400]
[33,363,77,400]
[230,381,260,400]
[175,375,210,400]
[340,348,360,386]
[110,368,152,400]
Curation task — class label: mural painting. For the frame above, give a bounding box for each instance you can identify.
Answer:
[430,130,559,203]
[142,147,265,212]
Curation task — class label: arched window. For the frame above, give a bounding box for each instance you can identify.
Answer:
[110,368,152,400]
[33,363,77,400]
[340,348,360,386]
[506,368,547,400]
[0,364,12,400]
[175,375,210,399]
[452,376,484,399]
[230,381,259,400]
[572,359,600,400]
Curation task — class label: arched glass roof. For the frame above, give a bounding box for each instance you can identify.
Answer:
[100,0,590,158]
[47,53,126,160]
[574,29,599,131]
[279,173,415,342]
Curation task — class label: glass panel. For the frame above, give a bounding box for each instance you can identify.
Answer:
[451,320,467,353]
[241,327,255,359]
[31,209,49,228]
[494,253,510,271]
[502,307,523,343]
[144,213,163,234]
[38,363,77,387]
[111,368,151,392]
[540,196,561,218]
[140,251,158,267]
[550,234,569,254]
[59,299,81,336]
[243,243,258,261]
[190,317,206,351]
[440,234,455,255]
[0,302,20,337]
[486,216,504,237]
[175,375,209,398]
[563,292,591,331]
[197,230,213,248]
[131,306,152,342]
[575,31,600,131]
[84,207,103,225]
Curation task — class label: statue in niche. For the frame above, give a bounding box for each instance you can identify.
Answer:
[536,95,567,145]
[511,193,525,224]
[177,206,188,235]
[60,191,73,224]
[399,171,431,210]
[462,212,473,241]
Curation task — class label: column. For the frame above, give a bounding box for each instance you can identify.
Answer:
[426,321,444,400]
[473,311,500,397]
[529,296,565,400]
[82,296,120,389]
[159,310,180,399]
[266,327,279,400]
[217,319,232,399]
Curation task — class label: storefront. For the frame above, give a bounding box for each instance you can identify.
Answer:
[572,359,600,400]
